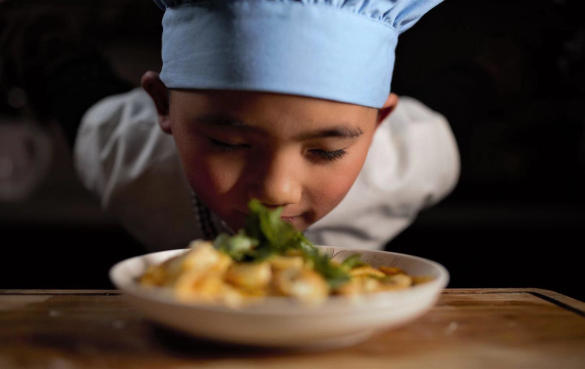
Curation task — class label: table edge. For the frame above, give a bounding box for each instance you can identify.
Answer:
[444,288,585,315]
[1,288,583,315]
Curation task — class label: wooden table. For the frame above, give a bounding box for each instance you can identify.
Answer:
[1,288,584,368]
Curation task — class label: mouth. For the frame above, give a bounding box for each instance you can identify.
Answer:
[280,215,300,222]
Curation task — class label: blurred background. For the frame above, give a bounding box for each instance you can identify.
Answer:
[0,0,583,300]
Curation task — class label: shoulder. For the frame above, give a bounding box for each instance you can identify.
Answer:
[393,96,444,120]
[376,96,449,139]
[79,88,156,133]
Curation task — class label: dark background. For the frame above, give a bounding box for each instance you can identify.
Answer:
[1,0,584,300]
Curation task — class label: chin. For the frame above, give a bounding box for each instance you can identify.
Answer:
[288,218,309,232]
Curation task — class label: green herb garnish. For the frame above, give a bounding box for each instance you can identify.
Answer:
[213,231,258,262]
[340,254,367,271]
[213,199,350,287]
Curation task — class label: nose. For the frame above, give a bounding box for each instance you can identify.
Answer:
[247,151,302,207]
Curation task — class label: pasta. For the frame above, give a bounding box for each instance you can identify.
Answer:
[139,200,431,307]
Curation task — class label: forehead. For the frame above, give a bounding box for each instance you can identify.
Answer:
[170,89,377,134]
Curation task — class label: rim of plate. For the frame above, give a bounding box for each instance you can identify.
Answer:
[110,247,449,315]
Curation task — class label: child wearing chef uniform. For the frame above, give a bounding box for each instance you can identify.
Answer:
[3,0,459,252]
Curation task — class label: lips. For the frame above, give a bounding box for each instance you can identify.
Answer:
[280,215,299,221]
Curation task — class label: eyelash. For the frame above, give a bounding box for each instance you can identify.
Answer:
[208,138,248,152]
[308,149,348,162]
[208,138,347,162]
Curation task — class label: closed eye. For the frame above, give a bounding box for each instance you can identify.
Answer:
[208,138,250,152]
[307,148,347,163]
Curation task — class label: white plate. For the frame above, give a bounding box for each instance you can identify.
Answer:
[110,246,449,349]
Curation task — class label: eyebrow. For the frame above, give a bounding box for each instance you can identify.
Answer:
[294,126,363,140]
[196,115,364,140]
[197,115,249,128]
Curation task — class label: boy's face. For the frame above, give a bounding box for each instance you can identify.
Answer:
[169,90,378,232]
[143,73,396,233]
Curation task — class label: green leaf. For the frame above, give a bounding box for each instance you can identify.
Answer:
[213,231,258,261]
[215,199,351,287]
[340,254,367,270]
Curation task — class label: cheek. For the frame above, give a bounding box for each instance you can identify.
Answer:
[191,156,239,194]
[173,133,244,213]
[305,142,370,222]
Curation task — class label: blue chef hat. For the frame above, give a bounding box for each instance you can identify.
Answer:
[153,0,442,108]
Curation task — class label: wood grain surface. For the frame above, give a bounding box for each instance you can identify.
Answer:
[1,289,584,369]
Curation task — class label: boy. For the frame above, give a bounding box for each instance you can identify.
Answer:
[5,0,460,252]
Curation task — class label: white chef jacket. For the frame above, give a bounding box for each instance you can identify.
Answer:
[74,88,460,252]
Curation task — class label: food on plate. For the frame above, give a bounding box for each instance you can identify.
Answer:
[139,200,432,307]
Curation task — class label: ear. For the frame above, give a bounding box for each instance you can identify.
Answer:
[375,93,399,129]
[141,71,172,134]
